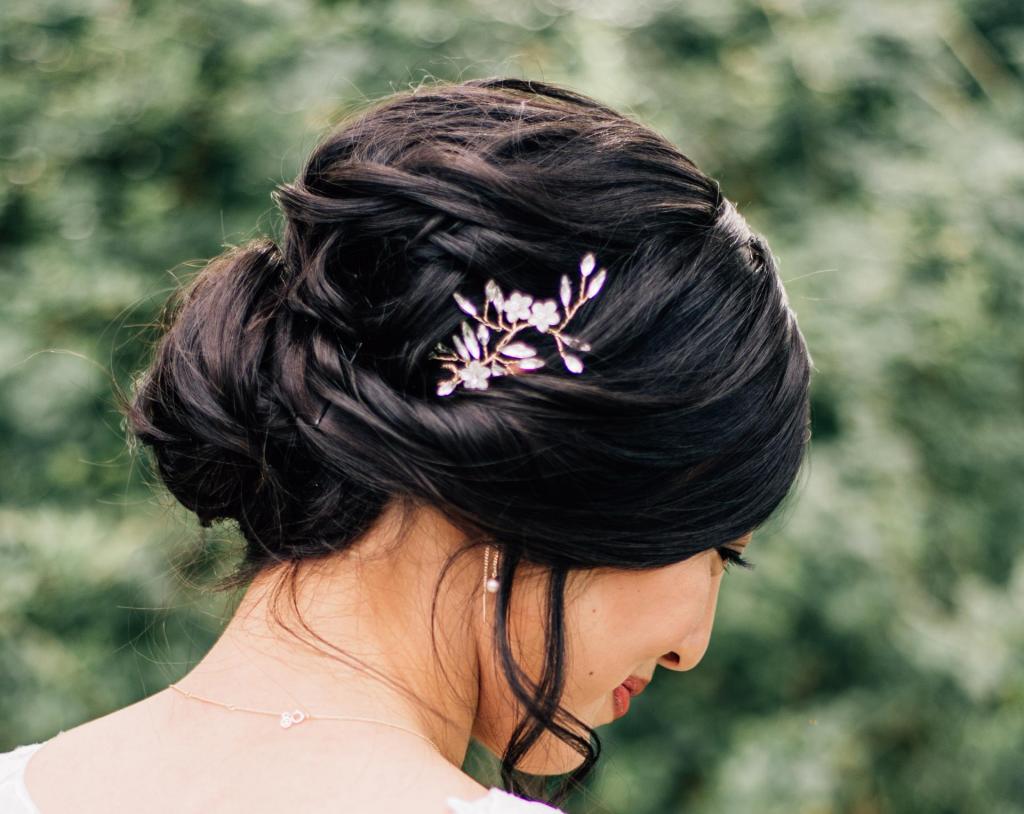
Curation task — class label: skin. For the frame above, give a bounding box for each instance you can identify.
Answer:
[22,499,750,813]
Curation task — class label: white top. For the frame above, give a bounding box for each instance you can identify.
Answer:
[0,739,565,813]
[0,742,46,814]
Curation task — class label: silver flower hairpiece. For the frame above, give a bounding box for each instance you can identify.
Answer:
[429,252,608,397]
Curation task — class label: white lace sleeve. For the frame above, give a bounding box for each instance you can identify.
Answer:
[446,787,566,813]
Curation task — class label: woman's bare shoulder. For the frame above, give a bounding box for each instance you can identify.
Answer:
[20,691,509,814]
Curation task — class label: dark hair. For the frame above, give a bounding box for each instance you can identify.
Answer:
[119,76,812,806]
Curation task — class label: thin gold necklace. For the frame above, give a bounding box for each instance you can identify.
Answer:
[168,682,443,755]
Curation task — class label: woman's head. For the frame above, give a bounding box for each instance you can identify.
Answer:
[120,76,811,804]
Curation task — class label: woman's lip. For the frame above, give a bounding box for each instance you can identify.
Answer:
[620,675,650,697]
[612,675,651,720]
[612,684,631,718]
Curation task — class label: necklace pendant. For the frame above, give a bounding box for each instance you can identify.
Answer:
[280,709,307,728]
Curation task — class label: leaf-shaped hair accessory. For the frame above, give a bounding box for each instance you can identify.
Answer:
[429,252,607,396]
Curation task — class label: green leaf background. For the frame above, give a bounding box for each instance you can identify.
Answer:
[2,0,1022,811]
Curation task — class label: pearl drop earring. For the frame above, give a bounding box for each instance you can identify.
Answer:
[483,545,500,623]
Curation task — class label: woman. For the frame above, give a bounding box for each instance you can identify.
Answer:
[0,76,812,812]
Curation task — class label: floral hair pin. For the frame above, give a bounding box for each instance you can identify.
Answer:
[429,252,608,397]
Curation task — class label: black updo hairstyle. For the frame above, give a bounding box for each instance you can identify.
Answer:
[120,76,812,806]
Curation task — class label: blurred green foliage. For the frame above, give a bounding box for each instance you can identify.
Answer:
[1,0,1022,812]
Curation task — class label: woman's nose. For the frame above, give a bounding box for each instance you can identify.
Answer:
[656,573,722,671]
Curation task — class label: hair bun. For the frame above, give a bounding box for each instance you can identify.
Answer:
[124,236,295,530]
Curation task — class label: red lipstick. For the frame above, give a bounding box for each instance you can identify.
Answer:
[612,684,631,718]
[621,675,650,696]
[612,675,650,719]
